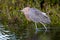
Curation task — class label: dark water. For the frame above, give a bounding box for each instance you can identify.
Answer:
[0,24,60,40]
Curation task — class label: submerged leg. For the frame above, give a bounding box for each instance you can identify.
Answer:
[40,22,47,32]
[35,23,39,33]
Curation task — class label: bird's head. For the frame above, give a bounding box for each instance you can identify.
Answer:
[21,7,30,13]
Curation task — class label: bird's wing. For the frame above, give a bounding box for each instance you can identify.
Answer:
[31,8,48,17]
[28,8,51,24]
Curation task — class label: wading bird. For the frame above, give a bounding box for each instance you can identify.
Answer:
[21,7,51,33]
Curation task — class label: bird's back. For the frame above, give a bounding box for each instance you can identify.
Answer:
[28,8,51,24]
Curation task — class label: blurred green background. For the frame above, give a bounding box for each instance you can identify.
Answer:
[0,0,60,40]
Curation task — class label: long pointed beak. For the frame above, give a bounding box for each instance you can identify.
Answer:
[20,10,23,12]
[17,10,23,12]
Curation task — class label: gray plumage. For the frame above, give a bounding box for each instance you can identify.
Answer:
[21,7,51,33]
[28,8,51,24]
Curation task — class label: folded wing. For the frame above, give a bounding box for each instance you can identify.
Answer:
[28,8,51,24]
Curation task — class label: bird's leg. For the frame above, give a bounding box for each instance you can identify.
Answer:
[40,22,47,32]
[35,23,39,33]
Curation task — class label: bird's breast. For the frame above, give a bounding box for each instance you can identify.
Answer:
[24,14,31,21]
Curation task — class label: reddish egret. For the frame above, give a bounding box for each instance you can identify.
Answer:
[21,7,51,33]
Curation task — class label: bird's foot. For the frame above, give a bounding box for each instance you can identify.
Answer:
[35,28,41,34]
[40,27,48,32]
[35,28,39,34]
[35,28,48,34]
[44,27,48,32]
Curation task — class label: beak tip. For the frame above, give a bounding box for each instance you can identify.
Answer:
[17,10,23,12]
[20,10,22,11]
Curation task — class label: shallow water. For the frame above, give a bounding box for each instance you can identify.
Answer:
[0,24,17,40]
[0,23,60,40]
